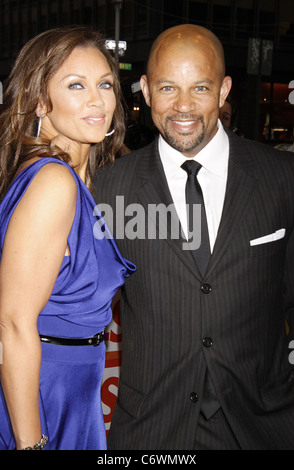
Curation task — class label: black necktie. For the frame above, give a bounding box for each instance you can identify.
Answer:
[181,160,220,420]
[181,160,210,276]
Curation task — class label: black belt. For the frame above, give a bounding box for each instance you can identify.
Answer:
[39,330,105,347]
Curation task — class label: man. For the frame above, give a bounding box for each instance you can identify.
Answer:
[94,24,294,449]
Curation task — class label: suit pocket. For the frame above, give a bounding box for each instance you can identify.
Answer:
[250,228,285,246]
[249,236,286,258]
[116,378,146,418]
[260,367,294,410]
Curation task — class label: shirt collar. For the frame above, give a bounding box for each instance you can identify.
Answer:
[159,120,229,179]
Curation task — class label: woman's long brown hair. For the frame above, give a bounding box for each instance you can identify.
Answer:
[0,26,125,201]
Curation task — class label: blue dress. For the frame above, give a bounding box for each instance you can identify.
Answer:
[0,158,135,450]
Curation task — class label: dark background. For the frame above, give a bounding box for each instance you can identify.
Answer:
[1,0,294,144]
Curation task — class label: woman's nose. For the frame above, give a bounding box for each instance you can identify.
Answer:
[87,88,104,107]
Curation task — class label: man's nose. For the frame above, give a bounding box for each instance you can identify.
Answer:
[173,90,195,113]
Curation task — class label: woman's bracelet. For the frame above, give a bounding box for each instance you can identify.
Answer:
[22,434,48,450]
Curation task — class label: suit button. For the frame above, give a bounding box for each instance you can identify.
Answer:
[190,392,198,403]
[201,283,212,294]
[203,337,213,347]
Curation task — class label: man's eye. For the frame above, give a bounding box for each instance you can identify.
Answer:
[196,86,207,92]
[68,82,84,90]
[161,86,174,92]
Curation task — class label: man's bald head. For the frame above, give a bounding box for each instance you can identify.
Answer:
[146,24,226,80]
[140,23,232,156]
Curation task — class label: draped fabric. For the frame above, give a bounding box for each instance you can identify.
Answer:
[0,158,135,450]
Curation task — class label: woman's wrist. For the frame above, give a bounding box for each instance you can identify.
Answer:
[21,434,48,450]
[17,434,48,450]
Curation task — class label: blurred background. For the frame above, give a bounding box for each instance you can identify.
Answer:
[0,0,293,147]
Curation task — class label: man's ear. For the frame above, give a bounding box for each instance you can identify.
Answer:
[140,75,151,107]
[219,76,232,108]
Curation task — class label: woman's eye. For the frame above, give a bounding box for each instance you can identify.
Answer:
[68,82,84,90]
[99,81,114,90]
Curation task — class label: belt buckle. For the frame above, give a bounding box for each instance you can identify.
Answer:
[89,330,105,346]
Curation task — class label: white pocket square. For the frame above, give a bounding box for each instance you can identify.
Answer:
[250,228,286,246]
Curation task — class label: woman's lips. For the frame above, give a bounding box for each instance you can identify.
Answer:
[82,115,106,126]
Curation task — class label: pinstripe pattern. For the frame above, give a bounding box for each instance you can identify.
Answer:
[94,130,294,450]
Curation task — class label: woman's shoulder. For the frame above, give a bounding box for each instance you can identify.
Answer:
[18,158,77,212]
[22,157,76,190]
[33,157,75,180]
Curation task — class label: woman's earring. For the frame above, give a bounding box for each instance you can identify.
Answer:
[105,128,115,137]
[37,114,42,138]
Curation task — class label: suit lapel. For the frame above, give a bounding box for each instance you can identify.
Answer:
[134,132,257,280]
[134,140,203,281]
[206,131,258,276]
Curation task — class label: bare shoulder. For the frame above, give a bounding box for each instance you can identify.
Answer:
[25,161,77,206]
[32,161,77,190]
[14,161,78,226]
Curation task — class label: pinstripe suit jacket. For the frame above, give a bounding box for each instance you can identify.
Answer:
[94,129,294,450]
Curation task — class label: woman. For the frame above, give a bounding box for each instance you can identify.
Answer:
[0,26,135,450]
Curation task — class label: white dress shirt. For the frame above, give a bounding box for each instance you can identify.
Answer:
[159,120,229,252]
